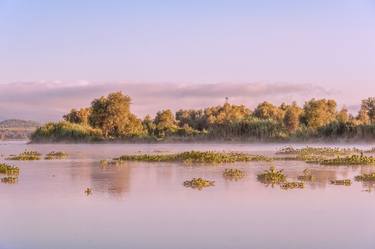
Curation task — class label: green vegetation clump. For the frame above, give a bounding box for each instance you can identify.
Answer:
[277,146,360,157]
[6,150,41,160]
[30,92,375,142]
[280,181,304,190]
[45,151,68,160]
[116,151,271,164]
[31,121,103,142]
[355,173,375,182]
[297,168,314,181]
[257,166,286,184]
[1,176,18,184]
[183,178,215,190]
[320,154,375,166]
[0,163,19,175]
[223,168,246,180]
[330,179,351,186]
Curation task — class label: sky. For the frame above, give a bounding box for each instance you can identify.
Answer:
[0,0,374,121]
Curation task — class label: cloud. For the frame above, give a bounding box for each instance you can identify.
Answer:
[0,81,333,122]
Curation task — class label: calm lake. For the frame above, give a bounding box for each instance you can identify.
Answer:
[1,141,375,249]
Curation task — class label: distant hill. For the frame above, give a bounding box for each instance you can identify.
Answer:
[0,119,40,129]
[0,119,40,140]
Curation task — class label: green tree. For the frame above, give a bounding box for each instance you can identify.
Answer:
[283,102,302,132]
[88,92,144,137]
[63,108,91,125]
[360,97,375,124]
[336,107,350,123]
[154,109,178,137]
[302,99,337,129]
[142,115,156,136]
[254,101,284,122]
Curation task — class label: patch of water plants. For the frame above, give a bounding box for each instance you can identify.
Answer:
[6,150,41,160]
[277,146,361,157]
[223,168,246,180]
[183,178,215,190]
[330,179,351,186]
[280,181,304,190]
[319,154,375,166]
[355,172,375,182]
[116,151,272,164]
[257,166,286,184]
[45,151,68,160]
[0,163,20,176]
[1,176,18,184]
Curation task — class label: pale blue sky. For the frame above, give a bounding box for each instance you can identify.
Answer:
[0,0,374,120]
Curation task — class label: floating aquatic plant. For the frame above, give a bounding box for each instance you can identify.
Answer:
[330,179,351,186]
[45,151,68,160]
[257,166,286,184]
[116,151,272,164]
[355,172,375,182]
[183,178,215,190]
[320,154,375,166]
[277,146,361,157]
[6,150,41,160]
[0,163,20,176]
[223,168,246,180]
[280,181,304,190]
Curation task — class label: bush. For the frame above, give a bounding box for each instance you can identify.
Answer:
[31,121,103,142]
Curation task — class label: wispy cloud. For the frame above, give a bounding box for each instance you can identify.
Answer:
[0,81,333,122]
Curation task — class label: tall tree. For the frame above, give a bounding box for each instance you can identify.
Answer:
[359,97,375,124]
[154,109,178,137]
[63,108,91,125]
[283,102,302,132]
[302,99,337,129]
[254,101,285,122]
[89,92,144,137]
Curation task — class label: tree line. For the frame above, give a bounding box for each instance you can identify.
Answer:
[31,91,375,142]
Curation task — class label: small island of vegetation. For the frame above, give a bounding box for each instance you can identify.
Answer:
[30,91,375,143]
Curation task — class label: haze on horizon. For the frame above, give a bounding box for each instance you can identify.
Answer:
[0,0,374,121]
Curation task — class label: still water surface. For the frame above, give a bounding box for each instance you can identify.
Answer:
[1,141,375,249]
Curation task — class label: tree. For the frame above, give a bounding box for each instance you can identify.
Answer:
[88,92,144,137]
[142,115,156,136]
[254,101,284,122]
[283,102,302,132]
[302,99,337,129]
[336,107,350,123]
[63,108,91,125]
[359,97,375,124]
[154,109,178,137]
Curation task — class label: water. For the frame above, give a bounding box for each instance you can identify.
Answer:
[1,141,375,249]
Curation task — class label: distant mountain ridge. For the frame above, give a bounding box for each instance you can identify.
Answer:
[0,119,40,129]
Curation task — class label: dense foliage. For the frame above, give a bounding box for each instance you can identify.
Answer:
[31,91,375,142]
